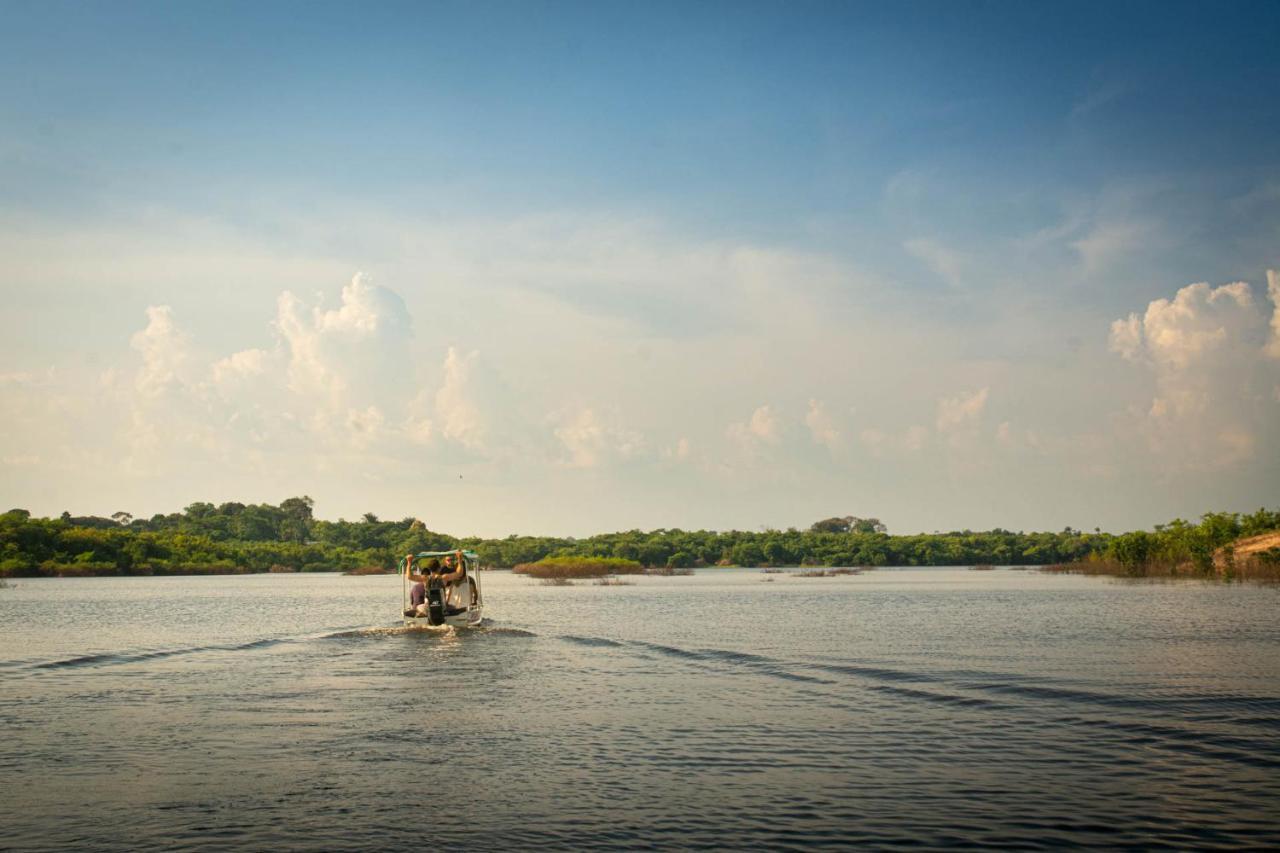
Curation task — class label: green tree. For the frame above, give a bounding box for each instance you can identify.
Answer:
[666,551,695,568]
[279,496,315,543]
[1110,531,1156,568]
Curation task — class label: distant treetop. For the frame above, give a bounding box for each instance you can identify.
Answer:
[810,516,887,535]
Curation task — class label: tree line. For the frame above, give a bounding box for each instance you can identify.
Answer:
[1,498,1276,577]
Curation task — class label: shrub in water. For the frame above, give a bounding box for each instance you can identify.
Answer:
[514,556,643,579]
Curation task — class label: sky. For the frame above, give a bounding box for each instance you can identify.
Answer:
[2,0,1279,536]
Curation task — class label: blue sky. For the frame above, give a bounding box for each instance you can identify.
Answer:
[2,1,1278,534]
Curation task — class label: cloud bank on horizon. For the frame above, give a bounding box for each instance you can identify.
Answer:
[1,2,1278,535]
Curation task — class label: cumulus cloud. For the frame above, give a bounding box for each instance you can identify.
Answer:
[434,347,491,451]
[804,399,842,451]
[119,306,228,469]
[728,404,781,450]
[1108,314,1144,362]
[211,348,269,388]
[275,273,410,405]
[748,405,780,442]
[1112,281,1256,373]
[936,387,989,432]
[553,407,645,469]
[98,275,533,481]
[1267,269,1280,359]
[1109,275,1280,469]
[130,306,188,398]
[859,424,929,457]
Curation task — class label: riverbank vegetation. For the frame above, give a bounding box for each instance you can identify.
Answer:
[1,500,1277,579]
[1047,527,1280,582]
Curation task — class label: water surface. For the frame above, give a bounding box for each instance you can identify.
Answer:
[2,568,1278,849]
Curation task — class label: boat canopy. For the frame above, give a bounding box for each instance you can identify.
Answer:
[408,550,479,560]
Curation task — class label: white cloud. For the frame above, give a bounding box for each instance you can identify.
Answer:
[859,424,929,457]
[1071,220,1151,272]
[104,279,505,478]
[728,404,781,451]
[747,405,780,443]
[1108,314,1144,361]
[1142,281,1251,372]
[434,347,489,451]
[553,407,645,469]
[1109,276,1280,469]
[6,196,1278,533]
[936,387,989,432]
[130,306,188,398]
[804,399,842,451]
[211,348,269,388]
[1113,281,1260,414]
[275,273,410,405]
[1266,269,1280,359]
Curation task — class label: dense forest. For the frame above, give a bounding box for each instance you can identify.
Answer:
[2,499,1277,577]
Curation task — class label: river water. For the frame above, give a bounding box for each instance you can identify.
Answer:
[1,568,1278,850]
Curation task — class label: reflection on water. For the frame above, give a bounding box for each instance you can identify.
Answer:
[1,568,1278,850]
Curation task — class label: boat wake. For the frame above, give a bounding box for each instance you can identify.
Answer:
[30,636,296,670]
[553,633,1280,771]
[18,621,538,672]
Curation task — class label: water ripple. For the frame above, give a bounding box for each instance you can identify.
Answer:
[3,571,1278,849]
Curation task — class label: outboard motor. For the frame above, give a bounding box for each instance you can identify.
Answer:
[426,576,445,625]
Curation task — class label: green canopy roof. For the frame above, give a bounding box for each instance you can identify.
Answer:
[408,550,479,560]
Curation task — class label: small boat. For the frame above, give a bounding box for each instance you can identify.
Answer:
[400,549,484,628]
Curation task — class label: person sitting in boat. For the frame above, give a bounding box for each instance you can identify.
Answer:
[441,554,472,614]
[406,557,442,617]
[406,555,468,617]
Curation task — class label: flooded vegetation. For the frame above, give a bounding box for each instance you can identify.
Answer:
[513,556,645,580]
[342,565,393,576]
[1047,552,1280,583]
[1046,518,1280,583]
